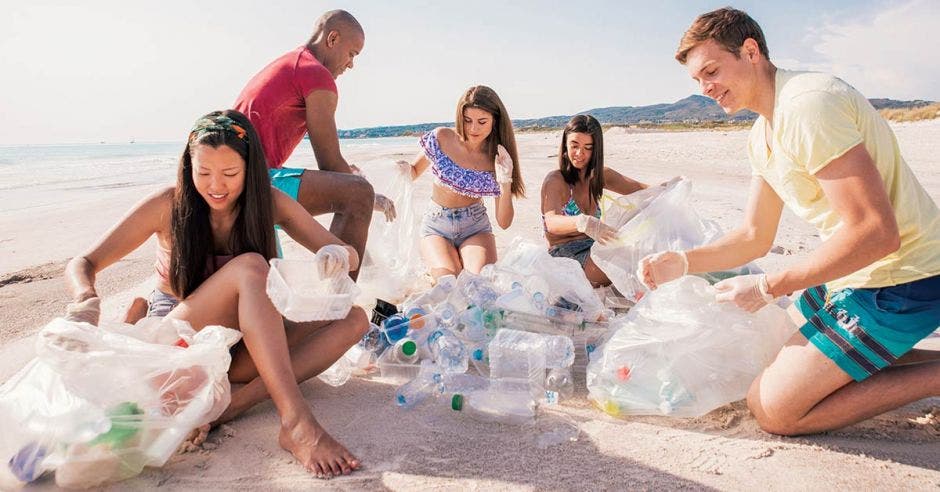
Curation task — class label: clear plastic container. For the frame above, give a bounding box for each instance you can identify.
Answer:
[376,348,421,382]
[266,258,361,322]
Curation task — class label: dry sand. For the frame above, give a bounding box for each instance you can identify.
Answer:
[1,120,938,490]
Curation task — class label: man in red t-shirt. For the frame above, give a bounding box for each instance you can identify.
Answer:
[234,10,394,281]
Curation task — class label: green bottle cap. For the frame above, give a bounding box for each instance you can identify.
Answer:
[451,394,463,411]
[401,340,417,356]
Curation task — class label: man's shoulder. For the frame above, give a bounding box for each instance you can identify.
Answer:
[778,70,855,105]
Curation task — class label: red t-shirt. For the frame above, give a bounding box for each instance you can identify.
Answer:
[234,46,337,169]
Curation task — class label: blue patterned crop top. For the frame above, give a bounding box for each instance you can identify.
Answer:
[420,131,501,198]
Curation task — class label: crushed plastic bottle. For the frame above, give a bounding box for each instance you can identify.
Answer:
[317,356,352,387]
[387,338,419,364]
[395,361,444,409]
[427,329,468,374]
[544,367,575,403]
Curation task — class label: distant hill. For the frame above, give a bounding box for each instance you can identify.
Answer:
[336,95,933,138]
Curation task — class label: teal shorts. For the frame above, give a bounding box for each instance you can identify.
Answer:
[269,167,306,200]
[796,274,940,381]
[268,167,308,257]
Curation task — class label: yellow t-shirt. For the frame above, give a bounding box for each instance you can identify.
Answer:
[747,69,940,291]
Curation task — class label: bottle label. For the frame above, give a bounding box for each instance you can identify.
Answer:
[544,390,559,405]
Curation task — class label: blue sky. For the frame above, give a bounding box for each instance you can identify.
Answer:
[0,0,936,144]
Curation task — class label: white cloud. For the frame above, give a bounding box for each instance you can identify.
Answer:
[794,0,939,100]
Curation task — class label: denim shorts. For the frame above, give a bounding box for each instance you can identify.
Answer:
[147,289,180,318]
[548,237,595,267]
[796,274,940,381]
[420,202,493,248]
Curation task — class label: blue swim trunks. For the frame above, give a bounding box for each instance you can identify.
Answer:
[268,167,308,257]
[796,274,940,382]
[269,167,306,200]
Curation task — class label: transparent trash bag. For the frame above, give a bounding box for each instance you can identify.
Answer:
[358,160,426,304]
[0,317,240,489]
[495,240,608,322]
[592,178,759,303]
[266,257,360,322]
[587,276,796,418]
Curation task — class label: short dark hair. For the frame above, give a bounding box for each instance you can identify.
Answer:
[676,7,769,64]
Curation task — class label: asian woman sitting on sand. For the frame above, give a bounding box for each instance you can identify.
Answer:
[63,110,367,479]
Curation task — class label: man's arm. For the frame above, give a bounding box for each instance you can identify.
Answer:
[686,176,784,273]
[304,90,353,173]
[765,143,900,296]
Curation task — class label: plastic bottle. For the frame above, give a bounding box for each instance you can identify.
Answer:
[318,356,352,387]
[381,314,410,344]
[469,342,490,377]
[395,361,443,409]
[426,329,468,373]
[544,367,575,404]
[387,338,419,364]
[360,322,390,355]
[490,329,575,369]
[448,389,536,425]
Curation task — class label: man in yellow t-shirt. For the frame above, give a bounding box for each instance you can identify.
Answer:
[639,7,940,436]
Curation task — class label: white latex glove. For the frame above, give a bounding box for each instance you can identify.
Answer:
[575,214,619,245]
[315,244,351,278]
[714,273,775,312]
[494,144,513,184]
[637,250,689,290]
[373,193,397,222]
[396,160,414,180]
[65,296,101,325]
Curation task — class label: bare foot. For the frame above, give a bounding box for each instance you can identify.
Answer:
[278,418,360,479]
[177,424,210,454]
[122,296,149,324]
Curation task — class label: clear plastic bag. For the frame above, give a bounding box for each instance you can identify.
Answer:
[266,257,360,322]
[495,240,608,322]
[0,317,240,489]
[592,178,759,302]
[358,160,427,305]
[586,276,796,418]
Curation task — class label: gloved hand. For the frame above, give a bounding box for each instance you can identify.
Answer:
[315,244,351,278]
[65,296,101,325]
[396,160,413,180]
[714,273,775,312]
[575,214,619,245]
[660,176,684,188]
[637,250,689,290]
[494,144,513,184]
[349,164,364,176]
[373,193,397,222]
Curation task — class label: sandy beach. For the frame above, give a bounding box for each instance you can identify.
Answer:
[1,121,938,490]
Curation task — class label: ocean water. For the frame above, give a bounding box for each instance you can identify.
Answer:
[0,136,418,217]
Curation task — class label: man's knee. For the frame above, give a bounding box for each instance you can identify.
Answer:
[344,175,375,216]
[746,377,805,436]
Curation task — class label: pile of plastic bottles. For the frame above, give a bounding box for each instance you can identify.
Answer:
[312,256,613,423]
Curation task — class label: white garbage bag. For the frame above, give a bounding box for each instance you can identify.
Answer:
[592,178,759,303]
[0,318,240,489]
[587,276,796,418]
[358,160,427,304]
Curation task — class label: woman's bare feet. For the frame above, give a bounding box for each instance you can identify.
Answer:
[278,417,360,479]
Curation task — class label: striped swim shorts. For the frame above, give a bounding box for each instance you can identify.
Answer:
[796,274,940,381]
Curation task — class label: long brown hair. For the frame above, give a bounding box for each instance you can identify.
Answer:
[559,114,604,204]
[169,110,276,298]
[454,85,525,198]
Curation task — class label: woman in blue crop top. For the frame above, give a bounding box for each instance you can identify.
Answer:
[541,115,648,287]
[398,86,524,280]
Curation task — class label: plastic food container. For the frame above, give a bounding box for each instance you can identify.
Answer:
[266,258,361,322]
